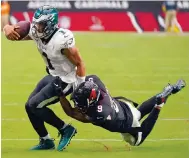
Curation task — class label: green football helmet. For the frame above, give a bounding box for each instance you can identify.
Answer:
[31,5,58,39]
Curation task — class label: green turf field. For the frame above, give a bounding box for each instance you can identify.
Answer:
[1,33,189,158]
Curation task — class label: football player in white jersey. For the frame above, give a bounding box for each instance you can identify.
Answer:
[3,5,85,151]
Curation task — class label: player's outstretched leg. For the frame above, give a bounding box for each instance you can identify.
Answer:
[137,96,156,120]
[156,79,186,106]
[138,79,186,120]
[137,83,173,120]
[136,79,186,146]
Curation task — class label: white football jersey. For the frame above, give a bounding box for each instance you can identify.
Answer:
[29,28,77,83]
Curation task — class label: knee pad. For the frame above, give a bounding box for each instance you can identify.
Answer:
[25,99,38,113]
[25,101,34,114]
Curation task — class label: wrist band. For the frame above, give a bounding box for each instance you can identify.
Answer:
[77,75,85,83]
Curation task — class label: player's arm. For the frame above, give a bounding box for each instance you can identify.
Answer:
[59,96,91,123]
[62,47,86,84]
[60,30,86,84]
[3,24,32,41]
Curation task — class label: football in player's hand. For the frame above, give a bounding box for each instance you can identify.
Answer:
[15,21,30,40]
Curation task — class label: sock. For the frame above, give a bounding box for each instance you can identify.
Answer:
[42,134,51,140]
[59,124,67,131]
[138,96,156,120]
[155,102,165,108]
[138,107,160,145]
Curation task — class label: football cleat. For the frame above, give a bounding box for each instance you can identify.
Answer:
[172,79,186,94]
[30,138,55,150]
[156,79,186,106]
[156,84,173,106]
[57,124,77,151]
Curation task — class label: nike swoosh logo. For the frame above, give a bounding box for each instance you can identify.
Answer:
[54,83,59,87]
[96,117,103,120]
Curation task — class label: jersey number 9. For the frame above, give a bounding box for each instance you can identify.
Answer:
[97,105,103,112]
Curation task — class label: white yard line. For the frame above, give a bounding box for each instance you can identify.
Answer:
[1,138,189,142]
[2,103,22,106]
[2,118,28,121]
[160,118,189,121]
[3,82,35,85]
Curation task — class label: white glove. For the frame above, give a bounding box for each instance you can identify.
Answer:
[72,76,86,91]
[76,75,86,85]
